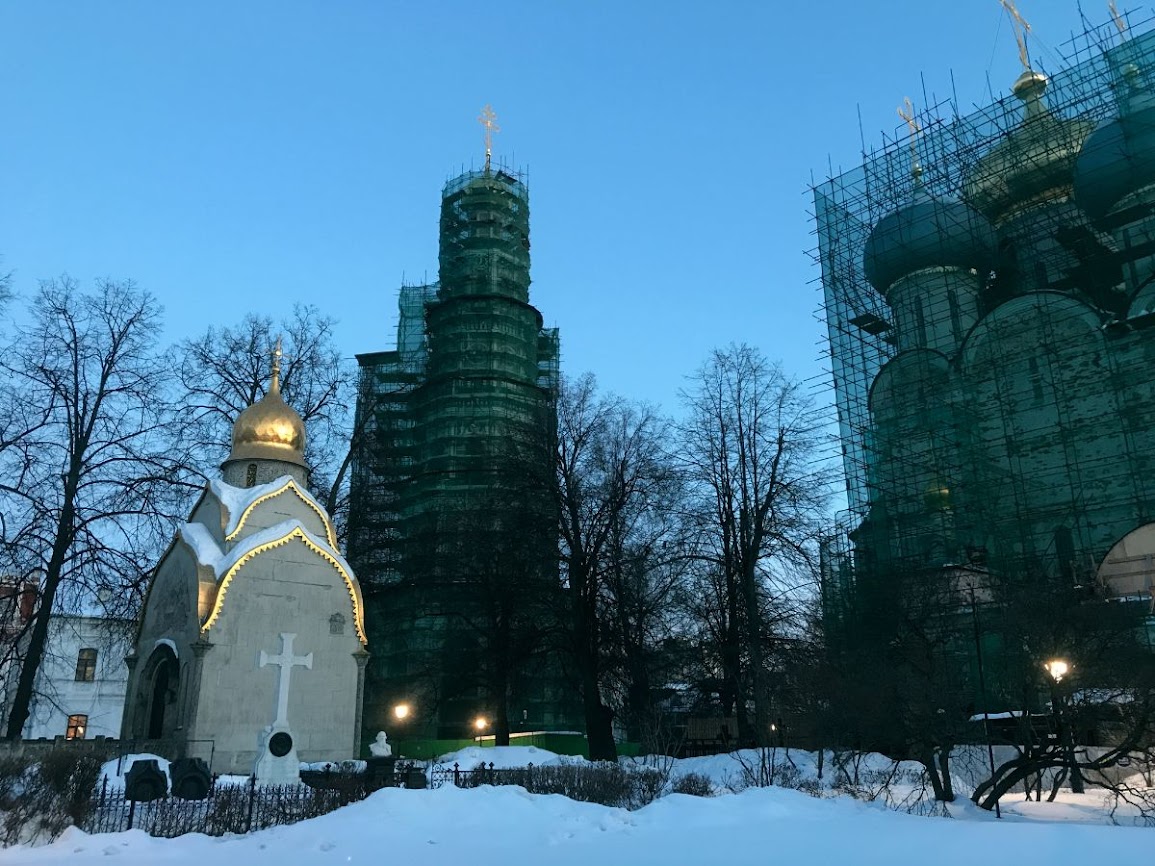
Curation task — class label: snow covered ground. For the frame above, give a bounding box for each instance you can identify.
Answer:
[3,746,1148,864]
[4,782,1149,866]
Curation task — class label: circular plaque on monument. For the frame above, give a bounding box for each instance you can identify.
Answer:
[269,731,293,757]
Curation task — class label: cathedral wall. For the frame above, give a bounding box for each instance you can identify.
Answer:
[960,293,1134,573]
[193,540,362,774]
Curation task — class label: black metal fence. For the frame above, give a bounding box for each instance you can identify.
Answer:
[80,762,517,838]
[83,776,375,837]
[429,761,519,788]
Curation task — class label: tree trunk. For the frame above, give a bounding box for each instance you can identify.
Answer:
[722,574,751,745]
[494,702,511,747]
[492,623,511,748]
[937,748,955,802]
[568,561,616,761]
[582,678,619,757]
[741,560,771,746]
[5,470,77,740]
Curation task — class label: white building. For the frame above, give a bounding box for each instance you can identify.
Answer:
[24,614,132,740]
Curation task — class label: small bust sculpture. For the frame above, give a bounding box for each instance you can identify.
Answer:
[369,730,392,758]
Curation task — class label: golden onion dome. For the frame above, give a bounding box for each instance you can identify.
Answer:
[964,70,1094,226]
[226,351,307,468]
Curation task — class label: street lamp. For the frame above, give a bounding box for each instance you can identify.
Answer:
[474,716,488,745]
[393,703,411,721]
[1043,658,1084,794]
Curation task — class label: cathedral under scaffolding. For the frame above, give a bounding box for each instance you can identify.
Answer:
[348,163,565,740]
[814,11,1155,697]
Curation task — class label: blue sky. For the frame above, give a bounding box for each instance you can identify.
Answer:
[0,1,1121,412]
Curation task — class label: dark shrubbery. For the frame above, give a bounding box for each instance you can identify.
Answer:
[0,751,104,845]
[670,772,714,797]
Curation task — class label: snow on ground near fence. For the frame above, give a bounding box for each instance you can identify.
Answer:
[4,780,1149,866]
[437,745,1153,825]
[438,745,571,769]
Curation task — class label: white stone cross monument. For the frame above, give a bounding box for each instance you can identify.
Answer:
[254,632,313,784]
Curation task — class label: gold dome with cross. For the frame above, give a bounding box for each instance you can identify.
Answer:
[227,337,307,468]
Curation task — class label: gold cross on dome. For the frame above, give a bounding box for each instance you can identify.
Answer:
[270,335,283,393]
[897,97,922,178]
[1109,1,1128,36]
[897,97,921,138]
[478,104,500,171]
[1000,0,1033,70]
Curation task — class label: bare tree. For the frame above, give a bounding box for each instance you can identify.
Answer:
[828,563,973,801]
[554,374,676,760]
[969,571,1155,812]
[0,278,188,739]
[173,306,355,537]
[678,344,828,746]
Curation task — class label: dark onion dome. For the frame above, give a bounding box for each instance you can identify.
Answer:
[863,172,997,295]
[964,70,1094,225]
[1074,65,1155,227]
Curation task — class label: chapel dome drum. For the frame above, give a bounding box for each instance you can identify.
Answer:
[863,184,997,295]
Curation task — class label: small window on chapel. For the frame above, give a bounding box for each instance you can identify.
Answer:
[329,613,346,635]
[66,714,88,740]
[245,463,258,488]
[75,648,97,682]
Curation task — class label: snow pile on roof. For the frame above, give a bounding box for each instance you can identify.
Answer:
[183,518,351,586]
[19,779,1152,865]
[209,476,329,538]
[968,710,1026,722]
[300,760,367,774]
[179,523,221,568]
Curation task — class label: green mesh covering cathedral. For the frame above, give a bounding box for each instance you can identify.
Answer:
[815,16,1155,703]
[347,161,569,741]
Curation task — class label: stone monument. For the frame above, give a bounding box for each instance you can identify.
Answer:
[254,632,312,784]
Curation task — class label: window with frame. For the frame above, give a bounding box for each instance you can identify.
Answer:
[66,714,88,740]
[75,648,97,682]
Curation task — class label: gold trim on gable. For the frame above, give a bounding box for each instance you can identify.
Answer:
[224,480,338,549]
[201,526,366,645]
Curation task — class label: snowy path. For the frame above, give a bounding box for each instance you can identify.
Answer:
[2,784,1149,866]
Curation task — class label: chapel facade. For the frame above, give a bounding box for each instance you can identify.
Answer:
[121,349,368,774]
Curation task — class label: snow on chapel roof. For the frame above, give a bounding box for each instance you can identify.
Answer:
[199,517,366,645]
[209,475,337,548]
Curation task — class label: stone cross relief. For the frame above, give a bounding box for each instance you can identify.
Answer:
[259,632,313,727]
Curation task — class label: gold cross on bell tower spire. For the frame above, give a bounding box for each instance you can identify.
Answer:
[1000,0,1033,70]
[897,97,923,182]
[1109,1,1128,37]
[478,104,500,172]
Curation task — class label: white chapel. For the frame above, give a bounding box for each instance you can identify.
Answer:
[121,345,368,776]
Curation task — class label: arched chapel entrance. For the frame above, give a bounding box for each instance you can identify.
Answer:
[141,645,179,740]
